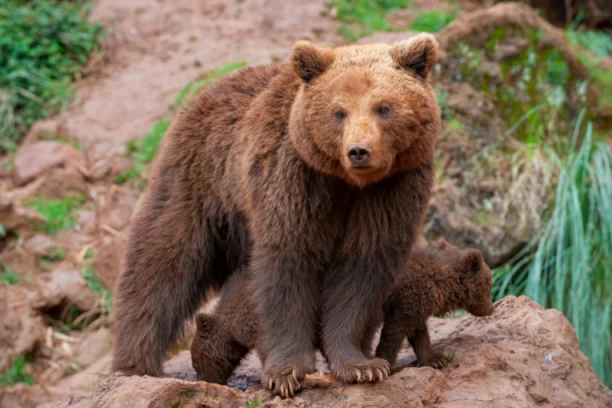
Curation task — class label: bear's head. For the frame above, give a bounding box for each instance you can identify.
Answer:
[289,33,441,187]
[190,313,246,384]
[435,239,495,317]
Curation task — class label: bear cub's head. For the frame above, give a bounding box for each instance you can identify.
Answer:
[190,314,246,384]
[289,33,441,187]
[435,239,495,317]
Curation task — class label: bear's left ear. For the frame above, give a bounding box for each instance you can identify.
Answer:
[391,33,438,80]
[290,40,335,82]
[460,249,484,277]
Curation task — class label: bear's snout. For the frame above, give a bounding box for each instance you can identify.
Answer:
[347,143,372,167]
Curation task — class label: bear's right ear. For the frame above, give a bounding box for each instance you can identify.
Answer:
[391,33,438,80]
[195,314,217,333]
[290,40,335,82]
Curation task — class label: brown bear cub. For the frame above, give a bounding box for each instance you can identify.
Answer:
[375,239,495,368]
[191,240,494,387]
[113,33,441,398]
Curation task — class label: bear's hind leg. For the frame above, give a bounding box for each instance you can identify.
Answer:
[112,193,234,376]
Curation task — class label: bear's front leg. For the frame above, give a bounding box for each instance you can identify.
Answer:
[322,172,429,383]
[322,253,394,383]
[250,244,319,398]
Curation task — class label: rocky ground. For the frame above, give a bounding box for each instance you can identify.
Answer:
[1,1,611,407]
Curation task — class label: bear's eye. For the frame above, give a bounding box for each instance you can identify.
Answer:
[376,105,390,116]
[334,109,346,121]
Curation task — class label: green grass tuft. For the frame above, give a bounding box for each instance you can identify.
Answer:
[24,193,85,235]
[493,114,612,386]
[409,11,455,33]
[328,0,411,41]
[0,356,33,387]
[0,0,104,153]
[82,264,112,312]
[0,266,19,286]
[130,118,171,166]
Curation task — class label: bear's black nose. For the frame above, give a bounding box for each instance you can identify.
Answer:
[348,143,372,166]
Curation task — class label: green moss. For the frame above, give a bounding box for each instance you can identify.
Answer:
[25,193,85,235]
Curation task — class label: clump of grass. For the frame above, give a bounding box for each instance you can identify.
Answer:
[130,118,171,166]
[0,356,33,387]
[0,0,104,153]
[409,11,454,33]
[24,193,85,235]
[0,266,19,286]
[328,0,411,41]
[82,264,112,313]
[493,114,612,387]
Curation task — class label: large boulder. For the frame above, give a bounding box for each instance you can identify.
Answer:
[41,296,612,408]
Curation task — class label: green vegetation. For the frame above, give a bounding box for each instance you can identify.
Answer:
[493,115,612,386]
[0,356,33,387]
[409,11,454,33]
[38,248,65,271]
[82,264,112,312]
[565,27,612,112]
[0,266,19,286]
[115,62,248,186]
[175,61,248,108]
[328,0,411,41]
[24,193,85,235]
[0,0,104,153]
[246,396,263,408]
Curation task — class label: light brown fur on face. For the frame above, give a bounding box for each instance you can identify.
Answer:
[289,34,440,187]
[375,239,495,369]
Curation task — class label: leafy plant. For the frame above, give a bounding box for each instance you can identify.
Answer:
[25,193,85,235]
[409,11,455,33]
[246,396,263,408]
[0,356,33,387]
[0,266,19,286]
[0,0,104,152]
[328,0,411,41]
[493,114,612,386]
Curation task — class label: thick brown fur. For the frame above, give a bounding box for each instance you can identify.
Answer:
[112,33,441,397]
[375,239,495,368]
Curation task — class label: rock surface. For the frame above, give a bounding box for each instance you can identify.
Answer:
[42,297,612,408]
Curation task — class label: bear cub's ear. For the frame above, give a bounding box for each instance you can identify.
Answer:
[391,33,439,80]
[290,40,335,82]
[195,313,218,333]
[459,249,484,277]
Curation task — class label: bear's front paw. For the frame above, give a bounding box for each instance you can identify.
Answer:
[418,352,448,369]
[262,363,316,398]
[332,357,390,384]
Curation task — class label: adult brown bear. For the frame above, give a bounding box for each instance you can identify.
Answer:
[112,33,441,397]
